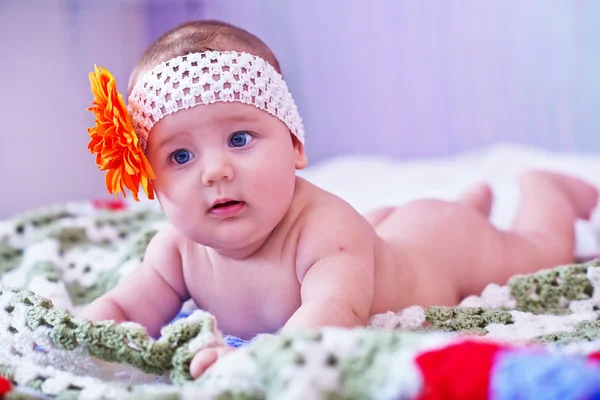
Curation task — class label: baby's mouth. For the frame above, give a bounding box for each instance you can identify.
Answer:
[208,197,248,214]
[208,199,245,217]
[210,200,242,210]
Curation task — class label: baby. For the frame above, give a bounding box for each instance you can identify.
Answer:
[82,20,599,378]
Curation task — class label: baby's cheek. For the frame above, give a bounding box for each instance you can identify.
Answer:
[151,170,178,196]
[252,166,293,193]
[156,178,199,220]
[159,172,195,198]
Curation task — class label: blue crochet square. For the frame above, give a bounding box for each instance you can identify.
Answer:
[491,351,600,400]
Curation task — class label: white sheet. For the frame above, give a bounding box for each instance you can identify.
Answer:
[298,143,600,259]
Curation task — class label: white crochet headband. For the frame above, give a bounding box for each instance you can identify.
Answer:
[128,51,305,150]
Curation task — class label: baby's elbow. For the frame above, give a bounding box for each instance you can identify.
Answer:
[328,297,370,326]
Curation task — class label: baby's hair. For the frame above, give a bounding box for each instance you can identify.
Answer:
[127,20,282,96]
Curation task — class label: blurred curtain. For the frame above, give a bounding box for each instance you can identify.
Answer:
[1,0,599,217]
[0,0,208,218]
[210,1,600,162]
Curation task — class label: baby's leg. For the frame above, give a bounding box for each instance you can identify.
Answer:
[457,182,493,217]
[496,170,597,281]
[368,171,596,301]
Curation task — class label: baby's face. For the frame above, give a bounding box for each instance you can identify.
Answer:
[145,102,306,250]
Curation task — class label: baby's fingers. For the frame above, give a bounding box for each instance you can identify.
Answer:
[190,346,235,378]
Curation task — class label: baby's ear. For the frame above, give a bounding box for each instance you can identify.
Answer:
[292,136,308,170]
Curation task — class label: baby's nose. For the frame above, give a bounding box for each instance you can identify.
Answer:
[201,157,234,186]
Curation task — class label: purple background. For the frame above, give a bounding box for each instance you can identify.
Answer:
[1,0,599,217]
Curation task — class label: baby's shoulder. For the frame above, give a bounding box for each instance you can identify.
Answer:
[149,223,182,248]
[143,223,188,264]
[291,179,376,276]
[294,178,374,246]
[295,177,367,226]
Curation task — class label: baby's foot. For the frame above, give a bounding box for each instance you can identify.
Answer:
[521,170,599,220]
[458,183,493,217]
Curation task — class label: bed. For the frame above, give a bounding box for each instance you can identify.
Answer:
[1,143,600,399]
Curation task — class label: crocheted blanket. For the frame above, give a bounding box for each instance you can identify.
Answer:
[2,199,600,399]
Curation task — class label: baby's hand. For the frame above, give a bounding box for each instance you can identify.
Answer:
[189,345,236,378]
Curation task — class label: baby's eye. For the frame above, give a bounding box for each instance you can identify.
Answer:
[229,132,254,148]
[171,149,194,165]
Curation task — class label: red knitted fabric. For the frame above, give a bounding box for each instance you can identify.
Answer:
[0,377,11,396]
[415,340,505,400]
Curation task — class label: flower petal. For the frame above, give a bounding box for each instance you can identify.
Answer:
[87,66,155,201]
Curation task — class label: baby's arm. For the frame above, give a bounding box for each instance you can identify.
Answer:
[81,225,189,338]
[284,202,375,332]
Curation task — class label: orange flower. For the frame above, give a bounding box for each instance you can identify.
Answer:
[87,66,155,201]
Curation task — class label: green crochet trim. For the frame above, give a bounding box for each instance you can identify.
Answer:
[425,307,513,332]
[2,202,600,399]
[509,262,596,314]
[2,286,210,381]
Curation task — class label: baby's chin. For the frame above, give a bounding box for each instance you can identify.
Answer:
[184,222,276,252]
